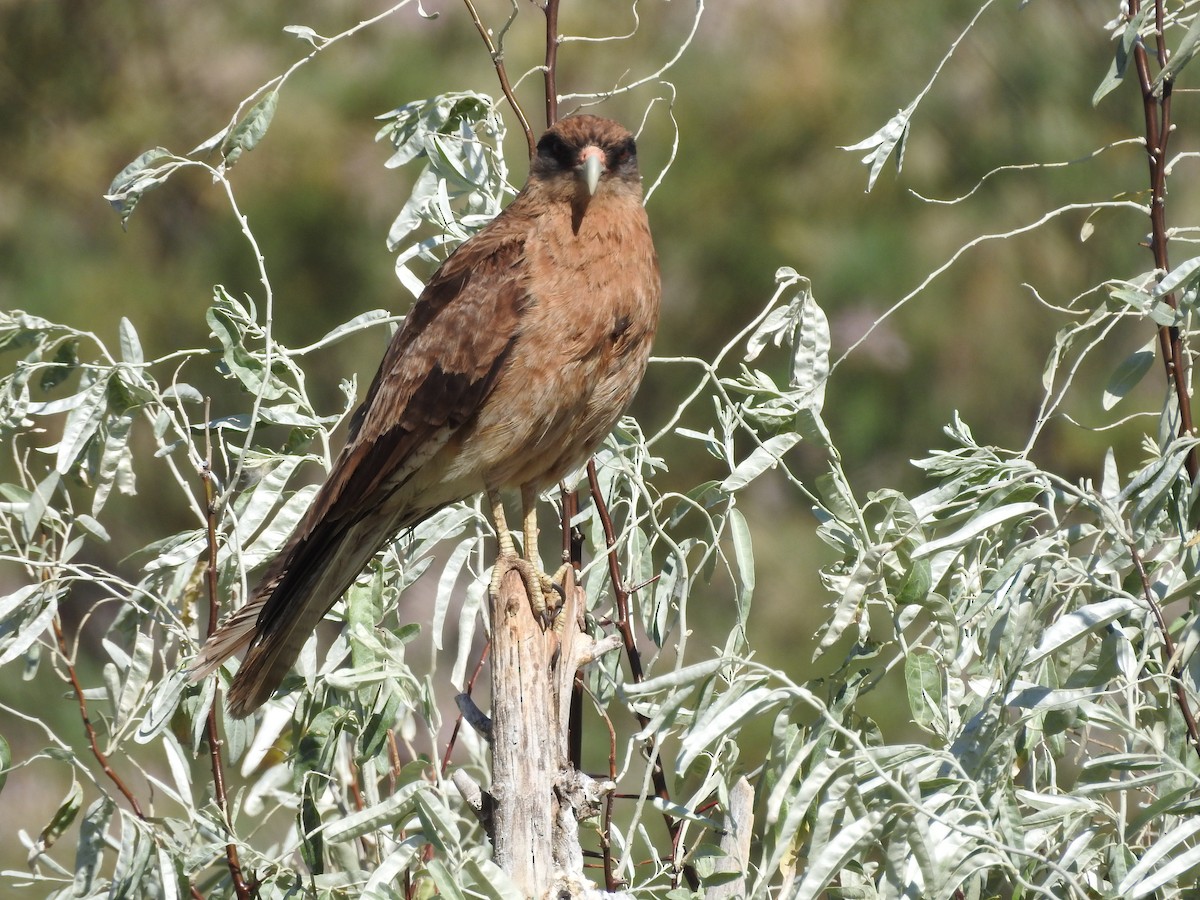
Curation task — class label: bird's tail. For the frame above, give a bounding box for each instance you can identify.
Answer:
[189,517,391,717]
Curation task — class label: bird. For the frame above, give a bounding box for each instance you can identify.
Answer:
[190,114,661,717]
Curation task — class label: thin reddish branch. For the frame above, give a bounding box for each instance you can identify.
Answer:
[461,0,535,158]
[200,408,252,900]
[599,700,619,892]
[561,486,585,770]
[1128,0,1197,481]
[586,460,699,891]
[1129,541,1200,762]
[542,0,561,127]
[51,616,146,820]
[440,643,491,777]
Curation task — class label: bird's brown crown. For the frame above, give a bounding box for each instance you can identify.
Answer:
[530,115,640,186]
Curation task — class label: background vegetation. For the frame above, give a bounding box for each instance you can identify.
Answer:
[4,0,1200,896]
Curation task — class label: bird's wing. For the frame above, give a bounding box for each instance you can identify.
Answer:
[253,220,532,629]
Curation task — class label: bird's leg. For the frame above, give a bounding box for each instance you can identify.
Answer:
[521,485,542,572]
[488,489,518,600]
[522,485,570,622]
[487,487,559,620]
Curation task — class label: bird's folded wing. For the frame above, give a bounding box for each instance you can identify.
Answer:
[250,223,532,638]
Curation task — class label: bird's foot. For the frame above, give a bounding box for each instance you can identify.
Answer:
[490,553,565,625]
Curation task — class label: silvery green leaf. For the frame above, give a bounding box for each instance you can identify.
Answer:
[840,102,914,192]
[105,147,179,226]
[55,378,108,474]
[1156,255,1200,298]
[361,837,422,897]
[721,434,801,492]
[324,780,426,843]
[1117,816,1200,897]
[1153,11,1200,97]
[912,502,1043,559]
[72,795,113,896]
[1027,597,1140,666]
[1094,6,1150,105]
[118,317,143,366]
[222,91,278,162]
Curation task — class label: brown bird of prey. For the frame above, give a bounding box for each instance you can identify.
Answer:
[191,114,660,717]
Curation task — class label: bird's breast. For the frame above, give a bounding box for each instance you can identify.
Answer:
[447,193,660,491]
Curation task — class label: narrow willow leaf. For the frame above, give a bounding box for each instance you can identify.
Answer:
[1026,597,1139,665]
[55,378,108,474]
[91,412,134,516]
[1152,11,1200,96]
[905,651,945,736]
[912,502,1043,559]
[157,843,182,900]
[33,780,82,857]
[324,781,426,843]
[113,631,155,732]
[840,101,914,191]
[0,733,9,795]
[361,838,421,897]
[0,590,59,666]
[1103,339,1155,410]
[1156,254,1200,297]
[1118,816,1200,897]
[432,536,475,651]
[1094,6,1150,105]
[679,685,790,772]
[311,309,392,349]
[39,338,79,391]
[796,806,887,899]
[21,470,60,541]
[222,91,279,163]
[72,795,114,895]
[623,658,729,697]
[0,583,42,625]
[415,791,460,854]
[792,286,830,412]
[105,147,177,226]
[426,857,468,900]
[729,507,754,627]
[721,433,801,491]
[118,317,143,365]
[234,456,304,541]
[460,860,522,900]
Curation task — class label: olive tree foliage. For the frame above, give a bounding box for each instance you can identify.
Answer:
[4,1,1200,898]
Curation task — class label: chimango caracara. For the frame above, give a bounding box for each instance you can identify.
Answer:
[191,115,661,716]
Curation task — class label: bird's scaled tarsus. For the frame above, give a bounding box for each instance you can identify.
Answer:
[487,486,566,623]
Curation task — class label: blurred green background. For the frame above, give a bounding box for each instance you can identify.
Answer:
[1,0,1183,862]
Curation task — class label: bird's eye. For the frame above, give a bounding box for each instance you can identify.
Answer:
[606,137,637,171]
[536,132,575,169]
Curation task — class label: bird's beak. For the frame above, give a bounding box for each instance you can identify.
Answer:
[580,147,604,197]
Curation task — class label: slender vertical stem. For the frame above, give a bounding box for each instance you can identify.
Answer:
[200,404,252,900]
[461,0,535,157]
[1128,0,1197,480]
[543,0,561,126]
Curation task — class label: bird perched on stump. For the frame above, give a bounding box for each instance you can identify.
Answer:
[191,114,661,717]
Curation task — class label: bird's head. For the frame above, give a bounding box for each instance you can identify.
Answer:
[529,115,641,205]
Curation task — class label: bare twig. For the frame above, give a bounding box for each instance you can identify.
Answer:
[461,0,536,157]
[51,617,146,819]
[440,643,490,777]
[200,405,252,900]
[1128,0,1197,481]
[542,0,561,126]
[1128,540,1200,763]
[561,486,585,771]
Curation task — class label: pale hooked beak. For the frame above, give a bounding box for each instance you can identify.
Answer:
[580,147,604,196]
